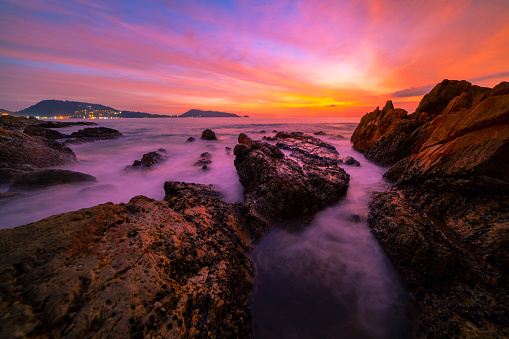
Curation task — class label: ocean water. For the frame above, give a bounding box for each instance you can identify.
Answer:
[0,117,414,337]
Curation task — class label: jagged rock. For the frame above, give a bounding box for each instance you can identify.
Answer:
[23,125,65,140]
[0,115,39,130]
[8,169,96,191]
[354,80,509,338]
[234,132,349,240]
[0,128,77,183]
[338,156,360,166]
[201,129,217,140]
[0,182,254,338]
[128,149,167,170]
[369,189,509,338]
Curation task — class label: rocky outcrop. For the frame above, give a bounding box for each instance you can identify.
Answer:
[8,169,96,191]
[66,127,123,144]
[36,121,98,128]
[0,182,254,338]
[352,80,509,338]
[351,80,495,166]
[24,125,66,140]
[201,129,217,140]
[0,128,77,184]
[0,114,39,130]
[128,149,168,170]
[338,156,360,166]
[234,132,349,240]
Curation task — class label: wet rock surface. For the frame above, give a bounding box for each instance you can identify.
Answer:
[24,125,66,140]
[127,149,168,170]
[352,80,509,338]
[234,132,349,240]
[8,169,97,191]
[66,127,123,144]
[0,183,254,338]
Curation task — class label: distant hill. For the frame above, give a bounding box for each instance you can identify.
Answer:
[179,109,241,118]
[15,100,169,118]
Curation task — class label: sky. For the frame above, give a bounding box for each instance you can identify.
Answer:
[1,0,508,117]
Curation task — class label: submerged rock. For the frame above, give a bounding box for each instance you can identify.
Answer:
[0,182,254,338]
[234,132,349,240]
[186,136,196,142]
[352,80,509,338]
[127,149,168,170]
[338,156,360,166]
[66,127,123,144]
[201,129,217,140]
[8,169,96,191]
[36,121,98,128]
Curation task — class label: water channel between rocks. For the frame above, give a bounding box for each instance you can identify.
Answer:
[251,142,415,339]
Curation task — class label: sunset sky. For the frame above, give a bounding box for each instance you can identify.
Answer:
[1,0,508,117]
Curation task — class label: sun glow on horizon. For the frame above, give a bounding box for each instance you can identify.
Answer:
[1,0,508,117]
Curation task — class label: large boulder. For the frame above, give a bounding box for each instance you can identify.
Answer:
[0,128,77,184]
[0,182,254,338]
[66,127,123,144]
[234,133,349,240]
[200,129,217,140]
[8,169,96,191]
[352,80,509,338]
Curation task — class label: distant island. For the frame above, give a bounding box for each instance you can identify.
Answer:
[6,100,244,119]
[180,109,241,118]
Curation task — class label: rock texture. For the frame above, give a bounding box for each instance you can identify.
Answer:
[234,132,349,240]
[8,169,96,191]
[24,125,66,140]
[66,127,123,144]
[352,80,509,338]
[0,128,77,184]
[128,149,168,170]
[0,182,254,338]
[200,129,217,140]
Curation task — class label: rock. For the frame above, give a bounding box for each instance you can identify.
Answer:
[200,152,212,159]
[71,127,122,138]
[338,156,360,166]
[259,130,266,133]
[0,182,254,338]
[8,169,96,191]
[0,115,39,130]
[225,147,232,155]
[194,159,212,166]
[36,121,98,128]
[186,137,195,142]
[234,132,349,240]
[354,80,509,338]
[78,184,116,195]
[128,149,167,170]
[369,189,509,338]
[314,131,327,135]
[0,128,77,183]
[201,129,217,140]
[24,125,65,140]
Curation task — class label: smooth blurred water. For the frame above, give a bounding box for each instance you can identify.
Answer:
[0,117,356,229]
[0,117,414,337]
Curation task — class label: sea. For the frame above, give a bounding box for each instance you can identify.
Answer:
[0,117,414,338]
